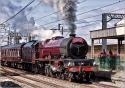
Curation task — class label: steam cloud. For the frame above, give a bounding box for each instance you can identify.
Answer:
[0,0,35,36]
[58,0,77,34]
[41,0,77,34]
[31,29,61,41]
[0,0,78,43]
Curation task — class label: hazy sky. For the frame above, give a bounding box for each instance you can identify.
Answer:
[0,0,125,45]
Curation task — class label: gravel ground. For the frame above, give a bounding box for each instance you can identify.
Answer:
[112,71,125,88]
[0,67,92,88]
[13,76,59,88]
[0,67,94,88]
[1,66,121,88]
[25,74,101,88]
[0,77,34,88]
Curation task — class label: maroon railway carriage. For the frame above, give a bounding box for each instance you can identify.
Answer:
[1,43,25,67]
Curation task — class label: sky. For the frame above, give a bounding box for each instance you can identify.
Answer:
[0,0,125,45]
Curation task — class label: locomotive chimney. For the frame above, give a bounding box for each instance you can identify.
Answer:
[69,34,76,37]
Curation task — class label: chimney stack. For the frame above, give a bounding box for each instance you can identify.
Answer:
[69,34,76,37]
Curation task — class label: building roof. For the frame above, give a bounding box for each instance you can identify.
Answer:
[90,26,125,39]
[1,43,25,49]
[23,40,37,48]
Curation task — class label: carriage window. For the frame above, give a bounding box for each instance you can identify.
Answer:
[11,50,12,56]
[15,49,17,57]
[18,50,20,57]
[14,49,16,57]
[16,50,17,57]
[4,50,5,56]
[2,50,4,56]
[14,49,16,56]
[4,50,6,56]
[2,50,3,56]
[3,50,4,56]
[1,50,2,56]
[13,49,15,56]
[3,50,5,56]
[7,49,9,56]
[9,50,11,56]
[11,50,13,56]
[8,49,10,56]
[7,50,8,56]
[12,50,13,56]
[5,50,7,56]
[13,50,15,56]
[10,50,11,56]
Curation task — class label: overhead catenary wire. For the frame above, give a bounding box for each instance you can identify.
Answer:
[37,0,125,27]
[76,20,101,24]
[76,7,125,24]
[26,1,42,16]
[49,8,125,30]
[41,7,125,28]
[78,0,87,4]
[77,10,125,28]
[34,11,60,21]
[34,0,87,21]
[76,13,125,28]
[76,0,125,16]
[0,0,35,25]
[77,22,99,28]
[51,12,124,36]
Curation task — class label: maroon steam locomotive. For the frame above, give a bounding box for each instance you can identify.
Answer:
[1,34,95,82]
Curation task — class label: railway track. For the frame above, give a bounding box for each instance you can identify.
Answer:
[1,66,120,88]
[0,69,41,88]
[5,76,43,88]
[92,82,118,88]
[0,67,65,88]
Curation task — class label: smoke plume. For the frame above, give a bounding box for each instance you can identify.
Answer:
[0,0,35,36]
[41,0,77,34]
[58,0,77,34]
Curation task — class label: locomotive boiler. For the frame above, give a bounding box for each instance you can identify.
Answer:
[40,34,88,59]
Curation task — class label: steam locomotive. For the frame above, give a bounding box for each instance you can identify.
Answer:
[1,34,95,82]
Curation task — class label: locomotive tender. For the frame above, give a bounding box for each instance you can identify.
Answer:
[1,34,95,82]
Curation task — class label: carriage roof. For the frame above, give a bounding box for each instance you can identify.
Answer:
[23,40,38,48]
[1,43,25,49]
